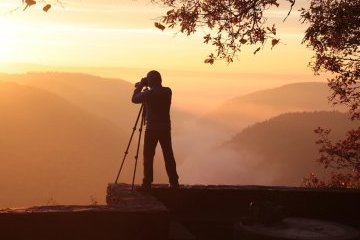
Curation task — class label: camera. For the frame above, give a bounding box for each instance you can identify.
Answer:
[135,77,149,88]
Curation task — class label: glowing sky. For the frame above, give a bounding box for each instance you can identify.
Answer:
[0,0,314,71]
[0,0,326,113]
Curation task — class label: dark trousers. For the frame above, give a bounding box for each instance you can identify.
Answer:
[143,129,179,185]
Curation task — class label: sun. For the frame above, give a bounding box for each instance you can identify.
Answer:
[0,11,48,67]
[0,17,23,62]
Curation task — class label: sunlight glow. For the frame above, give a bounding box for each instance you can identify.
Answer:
[0,0,318,98]
[0,0,311,73]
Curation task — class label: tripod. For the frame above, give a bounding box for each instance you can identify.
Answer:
[114,104,145,191]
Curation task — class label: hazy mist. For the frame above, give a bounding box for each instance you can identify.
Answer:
[0,72,354,208]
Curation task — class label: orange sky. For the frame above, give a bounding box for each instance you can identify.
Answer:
[0,0,327,113]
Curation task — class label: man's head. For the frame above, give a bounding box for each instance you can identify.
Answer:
[146,70,162,88]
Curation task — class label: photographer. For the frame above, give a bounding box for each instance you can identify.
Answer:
[132,70,179,191]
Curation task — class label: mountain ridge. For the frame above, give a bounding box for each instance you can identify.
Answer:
[201,81,343,133]
[224,111,357,185]
[0,81,132,207]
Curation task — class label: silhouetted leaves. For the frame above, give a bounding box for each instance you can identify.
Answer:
[283,0,296,21]
[154,22,165,31]
[151,0,359,189]
[299,0,360,189]
[271,39,279,49]
[240,39,247,44]
[204,59,214,64]
[23,0,36,11]
[253,47,261,55]
[203,34,211,44]
[21,0,56,12]
[306,125,360,188]
[204,54,215,64]
[301,0,360,120]
[152,0,292,64]
[267,25,277,35]
[43,4,51,12]
[302,172,360,188]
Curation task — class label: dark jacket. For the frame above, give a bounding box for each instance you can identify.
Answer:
[132,85,172,130]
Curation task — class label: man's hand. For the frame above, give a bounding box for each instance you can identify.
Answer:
[135,82,144,88]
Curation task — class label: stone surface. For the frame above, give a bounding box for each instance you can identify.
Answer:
[0,184,170,240]
[106,183,168,211]
[147,184,360,240]
[169,221,196,240]
[1,184,359,240]
[234,218,360,240]
[147,184,360,219]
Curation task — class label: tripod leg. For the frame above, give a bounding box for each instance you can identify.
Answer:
[131,113,145,191]
[114,104,144,184]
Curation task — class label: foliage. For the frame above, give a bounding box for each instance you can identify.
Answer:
[302,126,360,189]
[152,0,360,188]
[152,0,360,189]
[299,0,360,188]
[302,172,360,189]
[315,127,360,171]
[302,126,360,188]
[151,0,295,64]
[300,0,360,120]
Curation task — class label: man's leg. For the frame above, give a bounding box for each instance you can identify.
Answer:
[143,130,158,186]
[159,130,179,186]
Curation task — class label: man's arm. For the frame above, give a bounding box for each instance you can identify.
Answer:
[131,83,149,104]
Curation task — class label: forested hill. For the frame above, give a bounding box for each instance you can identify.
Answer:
[0,72,136,129]
[0,81,127,207]
[223,111,357,186]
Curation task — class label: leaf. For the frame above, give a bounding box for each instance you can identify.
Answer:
[253,47,261,55]
[204,58,214,64]
[271,39,280,49]
[23,0,36,11]
[25,0,36,6]
[154,22,166,31]
[166,9,175,15]
[240,39,247,44]
[43,4,51,12]
[204,54,215,64]
[203,34,211,44]
[271,24,277,35]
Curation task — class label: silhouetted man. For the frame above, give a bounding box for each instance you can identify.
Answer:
[132,70,179,191]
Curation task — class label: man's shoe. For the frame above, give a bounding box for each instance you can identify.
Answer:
[170,182,179,190]
[138,184,151,193]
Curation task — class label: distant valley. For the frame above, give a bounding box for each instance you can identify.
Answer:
[0,73,355,207]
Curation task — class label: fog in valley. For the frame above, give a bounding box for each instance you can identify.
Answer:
[0,72,353,208]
